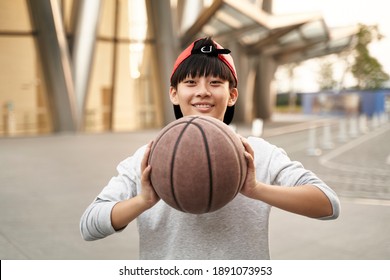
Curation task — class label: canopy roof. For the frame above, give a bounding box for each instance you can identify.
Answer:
[181,0,357,63]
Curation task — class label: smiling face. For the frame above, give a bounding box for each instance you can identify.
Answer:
[170,38,238,124]
[169,75,238,121]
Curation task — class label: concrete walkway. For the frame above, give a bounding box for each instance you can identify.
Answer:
[1,114,389,259]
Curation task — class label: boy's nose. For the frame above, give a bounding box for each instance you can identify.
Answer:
[196,84,211,97]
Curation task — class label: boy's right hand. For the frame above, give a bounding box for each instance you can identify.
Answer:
[111,141,160,230]
[140,141,160,209]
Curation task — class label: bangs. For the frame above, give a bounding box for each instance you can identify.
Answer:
[170,55,236,88]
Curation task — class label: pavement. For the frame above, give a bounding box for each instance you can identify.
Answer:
[0,113,389,260]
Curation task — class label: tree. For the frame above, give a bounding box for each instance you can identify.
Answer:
[351,24,389,89]
[317,59,337,90]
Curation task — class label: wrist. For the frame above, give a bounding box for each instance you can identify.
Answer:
[244,181,267,200]
[137,193,157,210]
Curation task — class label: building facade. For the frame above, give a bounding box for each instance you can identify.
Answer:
[0,0,356,136]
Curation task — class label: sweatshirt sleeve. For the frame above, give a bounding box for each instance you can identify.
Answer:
[80,145,146,241]
[248,137,340,220]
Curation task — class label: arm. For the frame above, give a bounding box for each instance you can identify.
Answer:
[111,142,160,230]
[240,137,335,219]
[80,142,159,240]
[242,182,333,218]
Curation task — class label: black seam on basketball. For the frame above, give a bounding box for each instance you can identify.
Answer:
[149,120,194,165]
[197,117,245,197]
[171,118,197,212]
[149,120,195,203]
[191,122,213,213]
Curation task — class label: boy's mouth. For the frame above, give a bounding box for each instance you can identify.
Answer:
[193,104,213,108]
[192,103,214,113]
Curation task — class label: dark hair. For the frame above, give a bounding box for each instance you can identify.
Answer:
[170,38,237,89]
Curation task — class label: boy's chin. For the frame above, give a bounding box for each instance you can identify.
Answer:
[186,113,224,122]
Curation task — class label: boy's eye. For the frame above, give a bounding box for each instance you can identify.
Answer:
[210,79,224,85]
[184,79,196,85]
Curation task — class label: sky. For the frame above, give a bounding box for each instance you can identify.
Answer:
[272,0,390,92]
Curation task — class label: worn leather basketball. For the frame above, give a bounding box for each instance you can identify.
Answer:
[149,115,247,214]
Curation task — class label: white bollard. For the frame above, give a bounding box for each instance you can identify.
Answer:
[379,112,388,125]
[251,118,263,137]
[371,113,379,129]
[306,126,322,156]
[321,123,334,150]
[384,113,389,123]
[358,114,369,134]
[5,102,17,136]
[348,116,359,138]
[337,118,348,143]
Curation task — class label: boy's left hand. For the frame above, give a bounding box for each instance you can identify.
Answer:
[239,136,259,199]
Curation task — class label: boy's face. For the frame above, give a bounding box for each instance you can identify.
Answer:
[169,75,238,122]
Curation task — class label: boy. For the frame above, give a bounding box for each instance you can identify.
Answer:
[80,37,340,259]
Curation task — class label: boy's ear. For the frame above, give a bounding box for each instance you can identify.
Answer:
[228,88,238,106]
[169,87,179,105]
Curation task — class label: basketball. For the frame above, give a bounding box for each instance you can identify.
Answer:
[148,115,247,214]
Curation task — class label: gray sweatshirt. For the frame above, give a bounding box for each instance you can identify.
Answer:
[80,137,340,259]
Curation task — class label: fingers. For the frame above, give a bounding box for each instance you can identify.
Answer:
[141,165,152,186]
[239,136,254,158]
[139,141,160,207]
[141,141,154,187]
[141,141,153,172]
[238,136,255,172]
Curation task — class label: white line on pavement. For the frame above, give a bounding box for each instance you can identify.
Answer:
[319,124,390,176]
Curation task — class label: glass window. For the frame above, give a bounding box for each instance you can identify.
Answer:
[0,0,52,136]
[86,0,162,132]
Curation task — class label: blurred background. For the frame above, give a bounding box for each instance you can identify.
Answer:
[1,0,389,136]
[0,0,389,260]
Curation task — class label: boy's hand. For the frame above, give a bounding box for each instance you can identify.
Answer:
[239,136,260,199]
[140,141,160,208]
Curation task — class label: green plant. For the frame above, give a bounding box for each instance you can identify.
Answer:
[351,24,389,89]
[317,59,337,90]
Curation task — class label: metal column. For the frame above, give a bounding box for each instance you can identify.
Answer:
[72,0,102,131]
[27,0,78,132]
[145,0,178,124]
